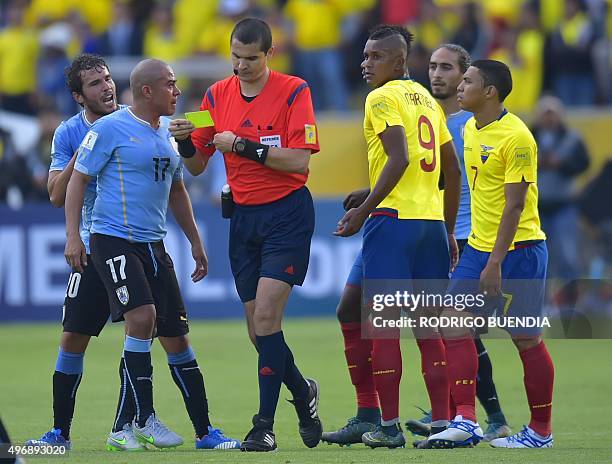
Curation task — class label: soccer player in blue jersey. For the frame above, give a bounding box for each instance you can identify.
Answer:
[407,44,511,445]
[43,57,238,451]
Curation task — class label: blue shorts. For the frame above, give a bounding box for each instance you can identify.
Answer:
[448,241,548,335]
[355,212,450,299]
[229,187,315,302]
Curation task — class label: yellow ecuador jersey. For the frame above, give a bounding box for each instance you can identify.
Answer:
[363,78,452,220]
[463,111,546,252]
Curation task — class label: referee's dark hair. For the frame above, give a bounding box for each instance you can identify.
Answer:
[65,53,109,96]
[471,59,513,102]
[368,24,414,56]
[231,18,272,53]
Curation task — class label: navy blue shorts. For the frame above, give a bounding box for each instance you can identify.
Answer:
[362,212,450,280]
[229,187,315,302]
[448,241,548,335]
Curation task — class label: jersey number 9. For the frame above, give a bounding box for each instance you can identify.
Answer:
[418,115,436,172]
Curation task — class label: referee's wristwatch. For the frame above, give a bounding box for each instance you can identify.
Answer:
[233,137,247,153]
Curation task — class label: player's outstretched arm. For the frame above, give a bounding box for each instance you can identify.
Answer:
[169,119,210,176]
[169,180,208,282]
[480,181,529,295]
[48,152,78,207]
[64,170,90,273]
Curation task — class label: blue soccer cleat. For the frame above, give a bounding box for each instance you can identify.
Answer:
[25,428,71,450]
[489,426,553,448]
[427,415,483,448]
[196,426,241,450]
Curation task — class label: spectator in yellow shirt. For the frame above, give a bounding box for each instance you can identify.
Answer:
[284,0,349,111]
[489,2,543,113]
[0,1,39,114]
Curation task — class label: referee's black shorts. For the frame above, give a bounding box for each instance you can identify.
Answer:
[90,233,189,337]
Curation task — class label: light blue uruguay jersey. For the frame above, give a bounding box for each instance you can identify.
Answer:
[49,106,127,253]
[74,107,182,243]
[446,109,472,240]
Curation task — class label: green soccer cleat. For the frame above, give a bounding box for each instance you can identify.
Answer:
[362,425,406,449]
[321,417,378,446]
[106,423,147,451]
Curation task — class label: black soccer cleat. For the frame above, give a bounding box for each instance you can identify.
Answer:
[240,415,277,452]
[287,378,323,448]
[321,417,378,446]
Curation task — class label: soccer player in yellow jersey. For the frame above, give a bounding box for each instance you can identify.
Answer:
[427,60,554,449]
[334,25,461,448]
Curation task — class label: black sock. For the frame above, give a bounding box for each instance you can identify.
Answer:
[282,335,309,400]
[112,358,136,432]
[256,331,287,420]
[52,371,82,439]
[0,418,12,443]
[475,338,506,422]
[356,407,381,424]
[169,359,211,437]
[123,340,154,427]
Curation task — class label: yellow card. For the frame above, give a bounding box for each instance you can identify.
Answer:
[185,110,214,128]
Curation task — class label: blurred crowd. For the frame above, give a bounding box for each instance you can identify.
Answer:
[0,0,611,278]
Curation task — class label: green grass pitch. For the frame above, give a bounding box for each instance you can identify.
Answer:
[0,318,610,463]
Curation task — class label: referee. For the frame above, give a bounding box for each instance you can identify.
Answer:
[169,18,322,452]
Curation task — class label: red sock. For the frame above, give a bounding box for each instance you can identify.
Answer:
[340,322,379,409]
[416,338,450,421]
[442,339,457,418]
[444,337,477,422]
[519,341,554,436]
[371,337,402,421]
[449,391,457,418]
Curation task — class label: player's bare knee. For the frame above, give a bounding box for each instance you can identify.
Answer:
[60,332,91,353]
[336,285,361,323]
[253,306,282,334]
[512,335,542,352]
[124,304,156,338]
[159,334,189,353]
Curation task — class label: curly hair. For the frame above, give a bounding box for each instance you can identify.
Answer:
[64,53,109,95]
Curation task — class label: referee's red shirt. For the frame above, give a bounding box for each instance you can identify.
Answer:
[191,70,320,205]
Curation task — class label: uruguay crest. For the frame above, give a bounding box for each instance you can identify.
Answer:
[116,285,129,306]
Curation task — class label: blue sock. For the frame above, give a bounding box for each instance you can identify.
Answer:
[256,331,287,420]
[53,348,84,439]
[166,347,196,365]
[123,336,154,427]
[55,348,84,375]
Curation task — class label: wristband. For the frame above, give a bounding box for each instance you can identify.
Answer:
[233,137,269,165]
[176,136,196,158]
